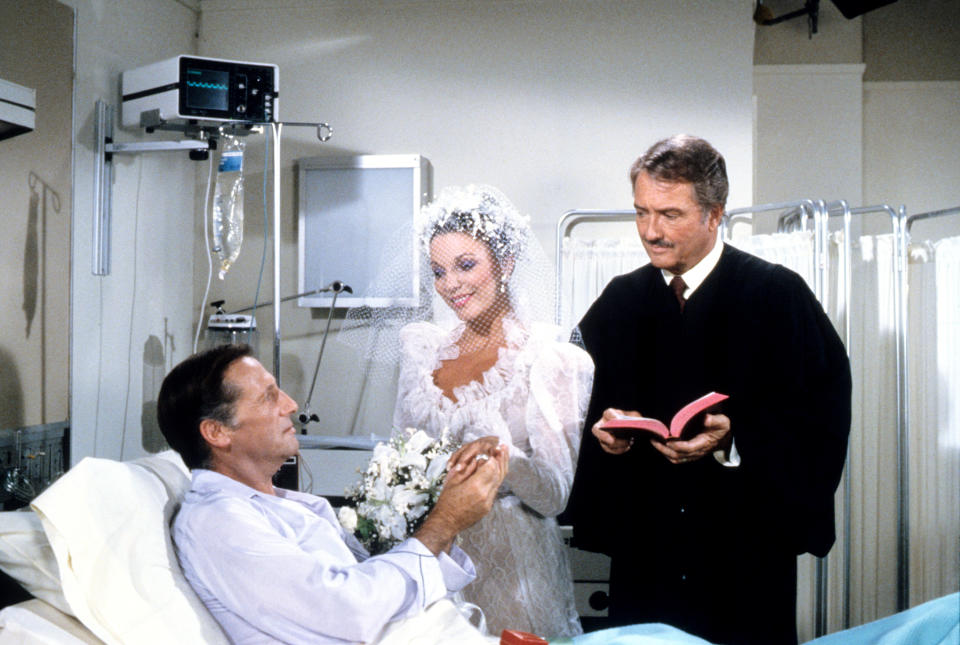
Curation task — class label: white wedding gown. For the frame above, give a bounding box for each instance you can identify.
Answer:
[392,317,594,639]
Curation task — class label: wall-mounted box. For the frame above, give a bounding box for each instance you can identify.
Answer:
[297,154,432,308]
[0,77,36,140]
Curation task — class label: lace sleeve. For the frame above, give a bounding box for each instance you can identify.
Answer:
[505,339,594,517]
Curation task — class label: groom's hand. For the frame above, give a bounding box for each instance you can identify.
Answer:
[415,440,508,554]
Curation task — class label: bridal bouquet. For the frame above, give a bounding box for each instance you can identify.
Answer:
[338,428,458,555]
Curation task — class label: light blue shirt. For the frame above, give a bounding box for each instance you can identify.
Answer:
[173,469,476,644]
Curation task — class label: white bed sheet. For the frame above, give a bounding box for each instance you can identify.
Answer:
[0,599,100,644]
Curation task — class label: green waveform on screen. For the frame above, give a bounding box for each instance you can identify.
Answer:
[187,81,228,91]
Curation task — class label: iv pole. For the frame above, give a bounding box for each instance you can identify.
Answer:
[272,122,282,380]
[268,121,333,383]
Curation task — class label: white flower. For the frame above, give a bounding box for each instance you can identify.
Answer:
[405,429,433,455]
[392,487,429,513]
[399,450,427,471]
[425,453,449,482]
[367,476,389,502]
[338,506,357,533]
[406,504,428,522]
[384,514,407,541]
[371,443,397,469]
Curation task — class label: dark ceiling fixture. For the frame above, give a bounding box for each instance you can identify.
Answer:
[754,0,899,39]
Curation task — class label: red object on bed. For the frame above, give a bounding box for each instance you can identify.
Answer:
[500,629,549,644]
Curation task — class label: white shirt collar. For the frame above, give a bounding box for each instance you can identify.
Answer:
[660,238,724,299]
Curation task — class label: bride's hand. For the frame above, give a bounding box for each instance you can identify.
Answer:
[447,436,507,480]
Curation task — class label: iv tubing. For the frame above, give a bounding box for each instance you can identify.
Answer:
[193,151,216,353]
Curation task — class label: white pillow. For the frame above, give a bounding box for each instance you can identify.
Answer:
[30,453,229,645]
[0,510,70,614]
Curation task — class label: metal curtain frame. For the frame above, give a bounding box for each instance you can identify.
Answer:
[848,204,911,613]
[724,199,826,302]
[554,209,635,325]
[824,202,960,616]
[823,200,853,629]
[905,205,960,234]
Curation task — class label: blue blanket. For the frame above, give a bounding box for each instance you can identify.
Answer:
[805,593,958,645]
[563,593,959,645]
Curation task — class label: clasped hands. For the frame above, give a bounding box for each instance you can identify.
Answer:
[414,436,508,555]
[592,407,731,465]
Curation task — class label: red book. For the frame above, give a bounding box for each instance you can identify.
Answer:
[599,391,729,440]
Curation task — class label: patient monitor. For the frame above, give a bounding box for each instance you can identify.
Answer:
[121,55,278,128]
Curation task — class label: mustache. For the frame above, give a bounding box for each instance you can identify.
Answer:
[645,239,674,249]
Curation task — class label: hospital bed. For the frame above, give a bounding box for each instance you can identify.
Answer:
[0,450,955,644]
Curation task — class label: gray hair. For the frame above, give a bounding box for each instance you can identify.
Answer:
[629,134,728,212]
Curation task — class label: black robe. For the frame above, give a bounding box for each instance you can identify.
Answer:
[565,244,851,645]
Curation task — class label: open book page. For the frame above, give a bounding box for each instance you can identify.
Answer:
[599,392,729,440]
[602,414,671,440]
[667,392,729,438]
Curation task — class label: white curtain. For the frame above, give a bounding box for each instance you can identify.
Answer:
[729,231,817,292]
[845,235,901,626]
[907,236,960,606]
[795,232,960,633]
[559,237,648,331]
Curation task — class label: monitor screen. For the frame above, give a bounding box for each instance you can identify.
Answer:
[184,67,230,112]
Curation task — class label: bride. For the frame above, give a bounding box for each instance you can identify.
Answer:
[390,185,594,638]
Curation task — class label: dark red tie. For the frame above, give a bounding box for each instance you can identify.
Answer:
[670,275,687,312]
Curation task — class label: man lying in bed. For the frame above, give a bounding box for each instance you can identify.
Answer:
[156,344,509,644]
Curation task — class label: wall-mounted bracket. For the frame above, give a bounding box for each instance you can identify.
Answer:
[106,140,210,155]
[93,99,212,276]
[138,108,264,142]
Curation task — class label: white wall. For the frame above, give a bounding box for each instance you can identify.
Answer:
[863,81,960,239]
[753,64,865,231]
[196,0,757,439]
[63,0,200,462]
[0,0,73,429]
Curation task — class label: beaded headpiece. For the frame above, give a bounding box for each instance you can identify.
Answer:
[417,185,531,264]
[339,184,555,398]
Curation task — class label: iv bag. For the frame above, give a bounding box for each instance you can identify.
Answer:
[212,135,245,279]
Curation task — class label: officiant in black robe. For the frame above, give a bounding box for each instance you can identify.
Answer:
[565,135,851,645]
